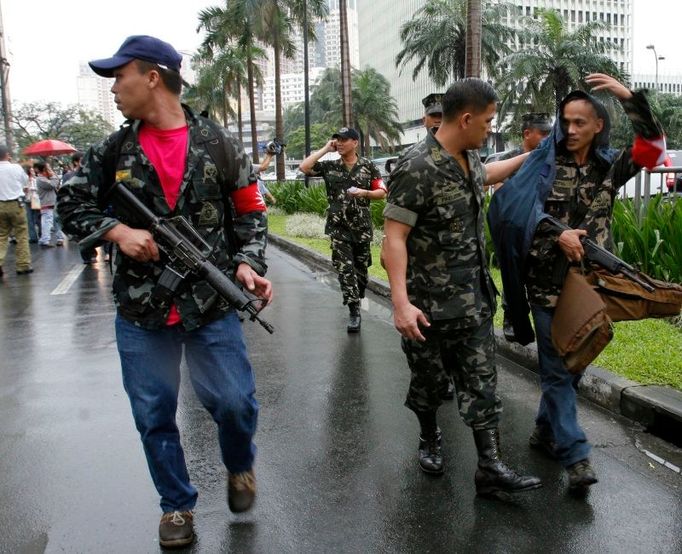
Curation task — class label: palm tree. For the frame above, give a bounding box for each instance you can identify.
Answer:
[496,9,624,122]
[352,68,402,156]
[245,0,328,179]
[197,3,265,163]
[395,0,514,87]
[283,67,402,157]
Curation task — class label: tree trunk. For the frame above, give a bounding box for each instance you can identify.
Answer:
[223,82,230,128]
[237,82,244,144]
[339,0,353,127]
[247,54,259,164]
[274,36,285,181]
[465,0,482,78]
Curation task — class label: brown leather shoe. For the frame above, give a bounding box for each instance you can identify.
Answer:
[158,510,194,548]
[228,469,256,513]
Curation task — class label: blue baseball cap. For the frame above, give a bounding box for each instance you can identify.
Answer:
[89,35,182,77]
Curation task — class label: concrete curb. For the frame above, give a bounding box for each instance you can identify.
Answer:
[269,233,682,439]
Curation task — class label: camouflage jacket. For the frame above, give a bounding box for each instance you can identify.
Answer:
[384,130,496,328]
[57,107,267,331]
[311,156,382,241]
[526,91,663,307]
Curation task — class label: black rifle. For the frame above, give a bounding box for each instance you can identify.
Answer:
[545,216,655,293]
[81,182,274,333]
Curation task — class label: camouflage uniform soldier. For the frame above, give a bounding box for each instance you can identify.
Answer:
[520,74,664,494]
[382,78,541,497]
[299,127,386,332]
[57,35,272,548]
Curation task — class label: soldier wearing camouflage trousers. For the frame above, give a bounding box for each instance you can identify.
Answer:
[299,127,386,332]
[382,79,541,497]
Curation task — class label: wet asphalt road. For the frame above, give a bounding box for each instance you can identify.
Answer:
[0,241,680,554]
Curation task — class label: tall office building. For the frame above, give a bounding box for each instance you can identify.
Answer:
[632,74,682,97]
[358,0,634,142]
[76,63,118,127]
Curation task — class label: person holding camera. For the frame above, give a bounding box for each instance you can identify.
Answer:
[255,139,285,204]
[299,127,386,332]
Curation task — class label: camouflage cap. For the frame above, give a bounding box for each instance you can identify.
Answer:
[422,93,444,115]
[521,112,552,132]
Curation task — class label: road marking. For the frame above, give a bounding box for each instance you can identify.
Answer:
[50,264,86,295]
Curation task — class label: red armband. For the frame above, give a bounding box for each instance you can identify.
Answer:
[371,177,387,192]
[231,182,266,215]
[632,135,667,169]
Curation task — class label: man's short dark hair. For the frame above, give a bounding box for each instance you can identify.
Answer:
[0,144,8,159]
[71,152,83,164]
[33,161,47,173]
[442,79,498,121]
[135,60,182,96]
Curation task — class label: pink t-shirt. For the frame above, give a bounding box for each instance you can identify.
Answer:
[139,124,188,326]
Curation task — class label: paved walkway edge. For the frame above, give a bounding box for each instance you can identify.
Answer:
[269,233,682,437]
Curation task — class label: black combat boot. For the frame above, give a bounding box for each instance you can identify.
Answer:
[347,302,361,333]
[419,429,443,475]
[473,428,542,497]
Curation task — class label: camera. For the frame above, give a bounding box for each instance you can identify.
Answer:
[266,138,286,155]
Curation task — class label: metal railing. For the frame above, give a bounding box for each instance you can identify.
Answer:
[623,167,681,212]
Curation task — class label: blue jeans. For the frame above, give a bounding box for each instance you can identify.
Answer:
[531,305,591,468]
[115,312,258,512]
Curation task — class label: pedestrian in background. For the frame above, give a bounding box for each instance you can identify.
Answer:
[57,35,272,548]
[35,161,64,247]
[382,79,541,497]
[0,144,32,276]
[299,127,386,332]
[24,165,41,243]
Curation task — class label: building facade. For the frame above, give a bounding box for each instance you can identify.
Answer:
[358,0,634,144]
[76,63,119,128]
[632,74,682,97]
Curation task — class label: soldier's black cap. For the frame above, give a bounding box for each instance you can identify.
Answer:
[332,127,360,141]
[521,112,552,132]
[422,93,444,115]
[89,35,183,77]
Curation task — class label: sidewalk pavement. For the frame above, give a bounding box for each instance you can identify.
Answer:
[269,233,682,445]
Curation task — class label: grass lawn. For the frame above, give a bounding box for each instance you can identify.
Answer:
[268,214,682,390]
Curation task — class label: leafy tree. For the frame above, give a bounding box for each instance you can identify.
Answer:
[285,122,337,158]
[395,0,514,87]
[352,67,402,155]
[248,0,328,178]
[284,67,403,156]
[496,9,624,124]
[197,3,265,158]
[12,102,114,155]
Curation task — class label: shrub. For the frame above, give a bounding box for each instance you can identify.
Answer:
[285,213,327,239]
[612,196,682,283]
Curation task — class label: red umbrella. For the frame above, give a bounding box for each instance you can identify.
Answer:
[22,139,77,157]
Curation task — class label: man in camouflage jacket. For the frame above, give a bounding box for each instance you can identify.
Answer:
[57,35,272,548]
[299,127,386,332]
[382,78,541,497]
[519,74,664,494]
